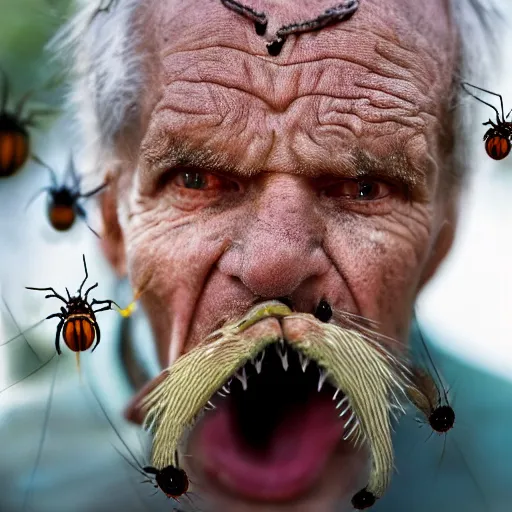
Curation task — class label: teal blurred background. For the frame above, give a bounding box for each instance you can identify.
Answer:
[0,2,511,512]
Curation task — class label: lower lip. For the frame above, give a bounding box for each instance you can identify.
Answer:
[196,394,346,502]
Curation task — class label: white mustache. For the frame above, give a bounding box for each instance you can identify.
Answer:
[140,301,414,506]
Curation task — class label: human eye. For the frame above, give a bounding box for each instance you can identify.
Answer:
[171,170,239,192]
[323,179,393,201]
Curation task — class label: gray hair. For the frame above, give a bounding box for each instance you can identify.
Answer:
[53,0,508,181]
[51,0,146,175]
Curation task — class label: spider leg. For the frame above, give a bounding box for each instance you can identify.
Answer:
[22,356,60,511]
[78,255,89,296]
[0,294,43,363]
[0,354,56,396]
[26,287,67,304]
[67,155,80,190]
[46,313,63,321]
[91,323,101,352]
[184,491,202,508]
[91,298,120,311]
[75,203,86,219]
[79,182,109,199]
[54,319,64,355]
[437,433,448,471]
[507,108,512,120]
[461,82,503,123]
[21,108,60,128]
[92,305,116,315]
[424,429,435,443]
[85,221,101,239]
[31,155,59,188]
[25,187,51,212]
[461,81,505,121]
[44,294,64,302]
[14,90,33,120]
[76,204,101,238]
[84,283,99,302]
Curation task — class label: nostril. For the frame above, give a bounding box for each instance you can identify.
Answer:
[314,299,332,323]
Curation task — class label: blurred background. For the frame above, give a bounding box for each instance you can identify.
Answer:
[0,1,511,512]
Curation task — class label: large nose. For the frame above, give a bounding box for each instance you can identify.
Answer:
[218,174,330,298]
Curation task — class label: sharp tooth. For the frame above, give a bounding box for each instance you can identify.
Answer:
[276,343,289,371]
[222,385,231,394]
[344,411,356,429]
[279,338,284,346]
[235,368,248,390]
[333,389,340,401]
[253,350,265,374]
[318,369,327,392]
[205,401,216,411]
[343,419,360,441]
[336,396,349,409]
[298,352,309,372]
[217,391,227,398]
[339,403,351,418]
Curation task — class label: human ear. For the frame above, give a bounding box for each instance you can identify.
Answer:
[418,198,458,290]
[99,168,127,278]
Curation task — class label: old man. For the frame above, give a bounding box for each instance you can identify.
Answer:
[71,0,508,510]
[1,0,511,511]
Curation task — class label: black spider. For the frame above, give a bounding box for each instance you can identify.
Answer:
[26,255,118,355]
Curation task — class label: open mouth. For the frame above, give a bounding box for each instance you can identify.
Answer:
[196,341,355,502]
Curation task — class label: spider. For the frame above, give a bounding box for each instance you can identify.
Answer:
[28,156,108,237]
[462,82,512,160]
[352,487,376,510]
[26,255,118,355]
[0,69,39,177]
[88,384,197,507]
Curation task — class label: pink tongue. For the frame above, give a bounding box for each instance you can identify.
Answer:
[198,394,344,501]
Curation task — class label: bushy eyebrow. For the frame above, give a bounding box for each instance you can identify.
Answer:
[140,136,260,179]
[341,149,429,193]
[140,135,429,195]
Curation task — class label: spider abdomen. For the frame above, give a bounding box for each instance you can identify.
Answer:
[155,466,189,498]
[48,203,76,231]
[63,314,96,352]
[485,135,511,160]
[0,122,29,177]
[428,404,455,433]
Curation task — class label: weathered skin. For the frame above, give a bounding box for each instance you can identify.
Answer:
[99,0,459,510]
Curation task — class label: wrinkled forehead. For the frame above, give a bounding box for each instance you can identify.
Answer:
[133,0,457,190]
[146,0,455,59]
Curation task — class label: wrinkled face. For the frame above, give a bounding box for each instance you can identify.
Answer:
[101,0,459,510]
